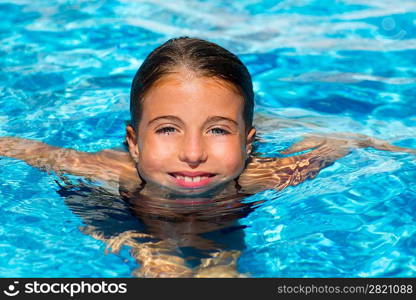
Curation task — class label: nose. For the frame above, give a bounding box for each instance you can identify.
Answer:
[178,131,208,166]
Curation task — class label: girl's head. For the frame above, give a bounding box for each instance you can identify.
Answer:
[126,37,256,197]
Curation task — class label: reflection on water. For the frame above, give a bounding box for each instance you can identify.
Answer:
[56,178,261,277]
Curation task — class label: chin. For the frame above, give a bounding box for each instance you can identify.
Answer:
[168,185,215,195]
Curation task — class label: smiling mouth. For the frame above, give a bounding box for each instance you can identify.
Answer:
[168,172,216,188]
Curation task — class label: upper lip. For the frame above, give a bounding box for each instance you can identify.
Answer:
[169,171,215,177]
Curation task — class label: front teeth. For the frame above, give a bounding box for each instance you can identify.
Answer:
[176,175,208,182]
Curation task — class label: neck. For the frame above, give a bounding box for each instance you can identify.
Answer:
[121,177,243,201]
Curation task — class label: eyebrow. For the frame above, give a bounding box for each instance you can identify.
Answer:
[148,115,183,126]
[148,115,239,127]
[204,116,239,127]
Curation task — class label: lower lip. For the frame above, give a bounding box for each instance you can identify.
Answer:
[168,174,215,188]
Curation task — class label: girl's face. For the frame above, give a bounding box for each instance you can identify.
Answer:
[126,70,256,197]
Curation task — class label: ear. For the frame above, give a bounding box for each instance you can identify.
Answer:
[126,125,140,163]
[245,127,256,155]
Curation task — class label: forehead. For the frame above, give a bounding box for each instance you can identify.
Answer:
[140,72,245,121]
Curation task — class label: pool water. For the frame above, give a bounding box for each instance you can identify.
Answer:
[1,0,416,277]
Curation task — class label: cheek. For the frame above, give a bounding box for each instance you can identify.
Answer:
[209,139,245,172]
[137,136,176,172]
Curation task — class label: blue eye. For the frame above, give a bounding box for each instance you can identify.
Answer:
[156,127,176,135]
[210,128,230,135]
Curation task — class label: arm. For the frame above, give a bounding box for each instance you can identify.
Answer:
[0,137,140,187]
[279,133,416,155]
[238,133,415,194]
[84,227,244,278]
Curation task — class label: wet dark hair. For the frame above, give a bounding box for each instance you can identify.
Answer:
[129,37,254,132]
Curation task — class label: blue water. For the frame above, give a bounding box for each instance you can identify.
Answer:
[1,0,416,277]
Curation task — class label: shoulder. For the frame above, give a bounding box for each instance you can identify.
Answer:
[237,156,290,194]
[237,153,320,194]
[84,149,142,190]
[96,148,138,175]
[96,148,133,162]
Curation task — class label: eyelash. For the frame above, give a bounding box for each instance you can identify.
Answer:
[155,127,230,135]
[210,128,230,135]
[156,127,176,135]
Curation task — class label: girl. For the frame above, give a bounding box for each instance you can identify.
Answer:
[0,37,414,277]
